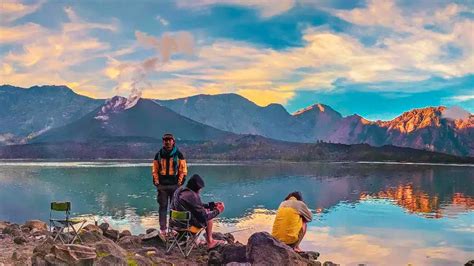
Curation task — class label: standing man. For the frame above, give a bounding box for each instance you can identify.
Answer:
[152,133,187,236]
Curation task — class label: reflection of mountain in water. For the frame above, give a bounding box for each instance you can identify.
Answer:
[360,184,473,219]
[0,163,473,223]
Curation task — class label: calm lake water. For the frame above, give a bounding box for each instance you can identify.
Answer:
[0,161,473,265]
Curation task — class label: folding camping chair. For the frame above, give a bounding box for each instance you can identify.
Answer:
[49,201,86,244]
[165,210,206,258]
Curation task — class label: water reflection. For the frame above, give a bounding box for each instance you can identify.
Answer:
[0,162,473,265]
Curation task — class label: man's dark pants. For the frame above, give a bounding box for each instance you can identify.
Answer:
[157,184,178,230]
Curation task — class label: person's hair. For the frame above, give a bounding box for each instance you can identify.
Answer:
[162,133,175,140]
[285,191,303,201]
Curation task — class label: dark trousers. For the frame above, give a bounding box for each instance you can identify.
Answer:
[157,184,178,230]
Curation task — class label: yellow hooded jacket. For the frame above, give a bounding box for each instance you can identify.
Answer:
[271,196,313,245]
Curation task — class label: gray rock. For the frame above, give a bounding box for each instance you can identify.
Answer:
[32,229,50,237]
[80,230,106,244]
[24,220,48,231]
[104,229,119,242]
[14,235,27,244]
[33,238,55,256]
[44,253,68,265]
[299,251,320,261]
[246,232,309,266]
[128,253,153,266]
[2,223,20,235]
[209,232,235,244]
[21,225,31,234]
[99,222,109,232]
[93,239,128,264]
[11,229,22,237]
[0,220,10,231]
[50,244,96,265]
[145,228,157,234]
[207,243,248,265]
[225,263,251,266]
[31,253,48,266]
[221,243,247,263]
[117,235,142,250]
[82,224,103,235]
[96,254,127,266]
[119,230,132,239]
[208,249,223,265]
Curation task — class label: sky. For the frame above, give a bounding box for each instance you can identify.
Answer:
[0,0,473,120]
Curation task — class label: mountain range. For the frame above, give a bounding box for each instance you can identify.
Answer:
[1,85,473,158]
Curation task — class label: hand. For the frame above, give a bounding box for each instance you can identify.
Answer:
[216,202,225,213]
[153,181,159,187]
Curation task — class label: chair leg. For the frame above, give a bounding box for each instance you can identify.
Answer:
[69,220,86,244]
[52,226,66,244]
[185,229,205,258]
[166,232,188,257]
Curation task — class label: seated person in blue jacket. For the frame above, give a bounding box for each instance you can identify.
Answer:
[170,174,225,249]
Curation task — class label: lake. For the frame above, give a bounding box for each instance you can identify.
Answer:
[0,161,472,265]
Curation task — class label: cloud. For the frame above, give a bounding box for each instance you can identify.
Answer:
[0,23,45,44]
[155,15,169,26]
[442,106,471,120]
[105,31,196,98]
[0,0,44,24]
[0,6,117,98]
[135,31,194,62]
[449,94,474,103]
[148,0,472,105]
[176,0,295,18]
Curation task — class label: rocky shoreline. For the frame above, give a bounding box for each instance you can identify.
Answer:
[0,219,336,265]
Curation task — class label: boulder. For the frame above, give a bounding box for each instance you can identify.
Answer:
[33,238,55,256]
[104,229,119,241]
[119,230,132,239]
[44,253,68,265]
[14,235,28,244]
[246,232,309,266]
[225,263,251,266]
[221,243,247,263]
[0,220,10,231]
[80,230,106,244]
[127,253,153,266]
[2,223,21,235]
[93,239,128,265]
[99,222,110,232]
[117,235,142,250]
[299,251,320,261]
[145,228,157,234]
[11,251,27,261]
[140,229,166,246]
[208,249,223,265]
[82,224,103,235]
[207,243,248,265]
[50,244,96,265]
[21,225,31,234]
[24,220,48,231]
[465,260,474,266]
[96,254,127,265]
[209,232,235,244]
[31,253,48,266]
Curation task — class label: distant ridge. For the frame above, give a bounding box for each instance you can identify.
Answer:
[32,96,234,143]
[1,84,473,157]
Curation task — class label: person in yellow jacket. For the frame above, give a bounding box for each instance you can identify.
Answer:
[272,191,312,252]
[152,133,187,235]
